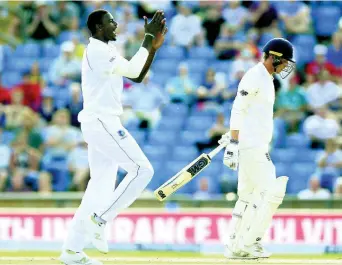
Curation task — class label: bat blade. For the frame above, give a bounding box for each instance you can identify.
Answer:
[154,153,211,201]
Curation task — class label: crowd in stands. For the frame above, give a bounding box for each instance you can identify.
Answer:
[0,1,341,199]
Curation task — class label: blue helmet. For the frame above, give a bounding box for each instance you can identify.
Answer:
[263,38,296,78]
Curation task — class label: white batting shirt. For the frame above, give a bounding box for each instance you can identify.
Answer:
[230,62,275,150]
[78,37,149,122]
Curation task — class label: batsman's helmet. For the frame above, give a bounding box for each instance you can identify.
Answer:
[263,38,295,79]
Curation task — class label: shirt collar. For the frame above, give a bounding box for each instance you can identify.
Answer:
[89,37,108,47]
[259,62,274,81]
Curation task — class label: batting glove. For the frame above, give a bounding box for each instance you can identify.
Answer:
[223,139,239,171]
[218,132,231,146]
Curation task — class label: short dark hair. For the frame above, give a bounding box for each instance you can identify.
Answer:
[87,9,108,35]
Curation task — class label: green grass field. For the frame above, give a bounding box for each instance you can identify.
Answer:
[0,251,341,265]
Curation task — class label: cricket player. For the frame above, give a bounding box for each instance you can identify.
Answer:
[219,38,295,259]
[60,9,167,265]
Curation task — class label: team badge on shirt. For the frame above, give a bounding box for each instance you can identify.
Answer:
[240,90,249,96]
[117,130,127,139]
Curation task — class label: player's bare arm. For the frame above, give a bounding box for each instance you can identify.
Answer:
[128,11,168,83]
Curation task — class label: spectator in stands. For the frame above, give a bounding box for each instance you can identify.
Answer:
[29,62,45,87]
[71,35,85,60]
[298,176,331,200]
[248,1,279,35]
[0,75,11,104]
[52,1,79,31]
[14,71,41,111]
[306,44,339,85]
[316,138,342,190]
[48,41,81,87]
[306,70,342,110]
[278,0,311,35]
[0,128,10,191]
[243,28,261,59]
[170,2,202,49]
[214,23,243,60]
[38,90,56,123]
[195,113,228,153]
[222,1,248,34]
[202,6,225,46]
[327,31,342,68]
[123,72,168,129]
[303,106,340,149]
[274,74,308,133]
[4,89,30,130]
[333,177,342,198]
[9,131,51,192]
[166,63,196,105]
[194,177,212,200]
[125,26,145,60]
[14,108,44,152]
[43,109,81,161]
[66,83,83,128]
[229,49,256,83]
[68,139,89,191]
[25,1,59,43]
[223,68,244,102]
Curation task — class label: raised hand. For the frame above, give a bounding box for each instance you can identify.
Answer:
[144,10,166,37]
[152,23,168,50]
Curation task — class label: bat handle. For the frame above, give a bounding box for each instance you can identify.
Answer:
[208,144,225,159]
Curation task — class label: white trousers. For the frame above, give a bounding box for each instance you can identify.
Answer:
[237,147,276,200]
[63,116,153,252]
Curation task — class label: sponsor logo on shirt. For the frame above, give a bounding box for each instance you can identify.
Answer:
[265,153,271,161]
[240,90,249,96]
[109,56,116,62]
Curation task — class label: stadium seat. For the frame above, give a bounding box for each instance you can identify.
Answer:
[172,146,198,161]
[259,33,275,46]
[292,35,317,52]
[295,149,320,163]
[313,6,341,36]
[1,71,22,88]
[271,148,298,163]
[1,130,16,145]
[13,43,41,58]
[57,31,82,44]
[156,116,184,131]
[152,59,179,76]
[38,58,54,73]
[210,61,233,73]
[143,144,169,163]
[286,133,310,148]
[6,58,36,73]
[186,116,214,131]
[42,44,60,58]
[188,46,216,60]
[162,103,188,117]
[149,130,177,145]
[129,130,147,145]
[157,45,185,59]
[327,44,342,67]
[179,130,207,145]
[185,59,208,74]
[274,162,289,177]
[150,73,173,87]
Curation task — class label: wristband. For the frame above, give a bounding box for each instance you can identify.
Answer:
[145,33,155,39]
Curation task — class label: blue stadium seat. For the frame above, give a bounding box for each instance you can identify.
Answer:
[157,45,185,59]
[274,162,289,177]
[13,43,41,57]
[188,46,216,60]
[143,145,169,165]
[292,35,317,51]
[210,61,233,73]
[1,71,22,88]
[189,72,204,86]
[152,59,179,76]
[128,130,146,145]
[1,130,16,145]
[57,31,82,44]
[6,58,36,73]
[151,73,173,87]
[179,130,207,145]
[38,58,54,73]
[313,6,341,36]
[156,116,184,131]
[271,148,298,163]
[286,133,310,148]
[42,44,60,58]
[296,149,320,163]
[162,103,188,117]
[149,130,177,145]
[259,33,275,46]
[172,146,198,161]
[186,116,214,131]
[185,59,208,74]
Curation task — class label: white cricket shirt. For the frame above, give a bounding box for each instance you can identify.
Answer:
[78,37,148,122]
[230,62,275,150]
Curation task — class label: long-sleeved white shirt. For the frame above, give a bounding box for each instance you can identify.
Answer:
[78,37,148,122]
[230,62,275,150]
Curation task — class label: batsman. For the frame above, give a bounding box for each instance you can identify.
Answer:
[219,38,296,259]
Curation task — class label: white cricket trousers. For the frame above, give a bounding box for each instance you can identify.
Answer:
[63,116,153,252]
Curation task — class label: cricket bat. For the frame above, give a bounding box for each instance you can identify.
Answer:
[154,144,226,201]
